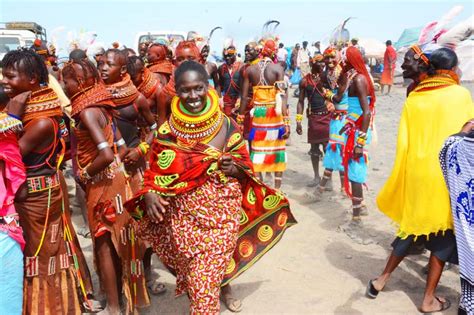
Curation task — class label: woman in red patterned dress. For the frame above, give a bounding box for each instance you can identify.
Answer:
[126,61,296,314]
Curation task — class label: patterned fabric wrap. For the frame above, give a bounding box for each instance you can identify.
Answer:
[125,117,296,286]
[440,135,474,288]
[248,86,287,172]
[15,181,82,315]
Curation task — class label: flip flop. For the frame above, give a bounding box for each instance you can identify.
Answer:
[419,297,451,314]
[147,279,166,295]
[83,299,103,313]
[365,279,380,299]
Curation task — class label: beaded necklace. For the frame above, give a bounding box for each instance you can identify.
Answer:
[23,87,63,123]
[169,89,223,144]
[137,68,159,99]
[70,83,115,117]
[148,60,174,75]
[413,71,459,93]
[105,74,139,106]
[326,64,342,90]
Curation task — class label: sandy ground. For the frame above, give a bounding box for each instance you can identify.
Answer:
[68,83,474,314]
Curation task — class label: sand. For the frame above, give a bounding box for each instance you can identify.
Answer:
[70,83,474,314]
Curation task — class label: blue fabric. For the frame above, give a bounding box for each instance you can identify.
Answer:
[323,118,345,171]
[345,96,371,183]
[0,231,23,315]
[290,68,301,85]
[323,89,348,171]
[208,78,215,87]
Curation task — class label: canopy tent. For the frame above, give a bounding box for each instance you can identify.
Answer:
[358,38,386,58]
[394,26,422,49]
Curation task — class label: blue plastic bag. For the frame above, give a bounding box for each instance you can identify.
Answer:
[290,68,302,85]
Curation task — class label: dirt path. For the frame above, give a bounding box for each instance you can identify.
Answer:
[71,84,474,314]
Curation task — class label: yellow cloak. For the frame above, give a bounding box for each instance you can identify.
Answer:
[377,83,474,238]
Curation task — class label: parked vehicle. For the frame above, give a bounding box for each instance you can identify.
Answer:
[0,22,47,59]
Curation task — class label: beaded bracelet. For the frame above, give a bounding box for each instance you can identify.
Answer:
[7,112,22,120]
[356,137,366,147]
[358,131,367,139]
[137,142,150,156]
[323,89,334,102]
[296,114,303,123]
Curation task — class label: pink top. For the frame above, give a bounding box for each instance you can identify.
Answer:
[0,114,26,249]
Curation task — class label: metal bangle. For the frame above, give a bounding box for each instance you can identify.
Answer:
[115,138,126,147]
[97,142,109,151]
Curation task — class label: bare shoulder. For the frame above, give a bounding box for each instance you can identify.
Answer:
[25,117,55,132]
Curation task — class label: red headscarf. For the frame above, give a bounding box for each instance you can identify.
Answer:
[261,39,277,58]
[175,40,202,63]
[345,46,375,112]
[323,47,337,58]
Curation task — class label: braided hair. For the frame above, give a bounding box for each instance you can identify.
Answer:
[126,55,144,80]
[2,48,49,85]
[62,58,101,84]
[105,48,127,66]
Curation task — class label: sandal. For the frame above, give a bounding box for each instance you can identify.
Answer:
[83,298,103,313]
[365,279,380,299]
[419,297,451,314]
[147,279,166,295]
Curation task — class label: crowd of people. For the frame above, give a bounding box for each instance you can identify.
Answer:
[0,25,473,315]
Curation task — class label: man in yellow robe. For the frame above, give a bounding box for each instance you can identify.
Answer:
[366,48,474,313]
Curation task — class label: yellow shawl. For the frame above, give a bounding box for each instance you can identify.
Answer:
[377,78,474,238]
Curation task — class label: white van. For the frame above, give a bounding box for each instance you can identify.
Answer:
[0,22,47,60]
[134,30,187,53]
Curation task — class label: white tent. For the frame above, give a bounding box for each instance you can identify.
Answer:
[358,38,386,58]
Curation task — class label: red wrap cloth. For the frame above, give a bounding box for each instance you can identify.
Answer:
[125,117,296,285]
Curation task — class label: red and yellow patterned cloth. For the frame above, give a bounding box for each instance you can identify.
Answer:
[125,112,296,312]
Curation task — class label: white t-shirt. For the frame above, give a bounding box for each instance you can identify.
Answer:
[277,48,288,62]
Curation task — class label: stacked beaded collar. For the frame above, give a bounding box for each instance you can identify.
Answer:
[70,83,115,117]
[137,68,159,99]
[148,60,174,75]
[23,87,63,124]
[169,89,223,144]
[414,70,459,93]
[105,73,139,107]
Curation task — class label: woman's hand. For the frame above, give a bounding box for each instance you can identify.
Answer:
[8,91,31,117]
[219,154,237,176]
[123,148,140,166]
[144,192,169,222]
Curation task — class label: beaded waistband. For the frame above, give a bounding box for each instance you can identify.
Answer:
[308,110,329,116]
[27,172,61,193]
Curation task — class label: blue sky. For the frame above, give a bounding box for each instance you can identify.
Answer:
[1,0,472,57]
